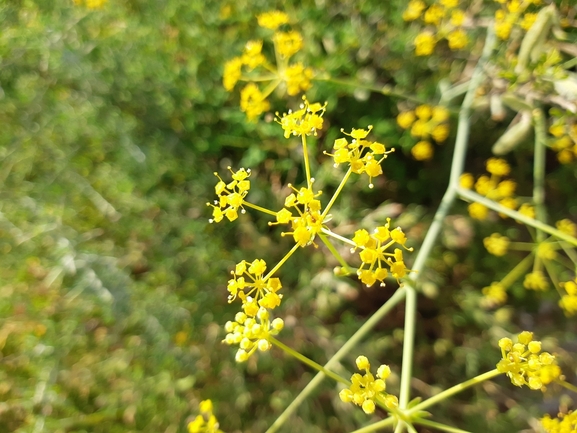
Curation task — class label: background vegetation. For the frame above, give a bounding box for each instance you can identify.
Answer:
[0,0,576,432]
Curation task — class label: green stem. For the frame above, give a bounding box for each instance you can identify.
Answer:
[265,287,408,433]
[398,25,497,414]
[457,187,577,247]
[318,232,354,275]
[321,167,353,219]
[243,201,278,217]
[268,336,350,386]
[302,134,313,190]
[264,243,300,281]
[557,379,577,394]
[413,419,473,433]
[313,75,424,104]
[532,107,547,243]
[320,227,356,247]
[408,369,501,414]
[500,253,534,288]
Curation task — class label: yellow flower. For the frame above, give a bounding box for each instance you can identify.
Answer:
[85,0,107,8]
[207,167,252,223]
[468,202,489,220]
[257,11,290,30]
[223,57,243,91]
[240,83,270,121]
[521,13,537,30]
[397,111,416,129]
[402,0,426,21]
[424,5,444,26]
[414,31,436,56]
[273,31,303,58]
[415,104,432,120]
[460,173,474,189]
[486,158,511,176]
[447,29,468,50]
[556,219,577,236]
[227,259,283,312]
[495,19,513,40]
[276,97,326,138]
[497,331,559,390]
[188,400,224,433]
[541,411,577,433]
[432,106,449,122]
[284,63,313,96]
[431,124,449,142]
[241,40,266,70]
[482,282,507,308]
[484,233,510,256]
[411,140,434,161]
[450,9,466,26]
[339,356,398,415]
[523,271,549,291]
[559,278,577,316]
[441,0,459,7]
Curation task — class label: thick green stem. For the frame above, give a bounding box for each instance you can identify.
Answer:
[532,107,547,243]
[243,201,278,217]
[265,287,408,433]
[268,336,349,386]
[398,26,496,415]
[413,419,473,433]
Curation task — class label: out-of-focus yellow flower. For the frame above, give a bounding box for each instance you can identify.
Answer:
[397,111,416,129]
[521,13,537,30]
[468,202,489,220]
[460,173,474,189]
[411,140,434,161]
[257,11,290,30]
[482,282,507,307]
[424,4,444,26]
[414,32,436,56]
[447,29,468,50]
[403,0,426,21]
[450,9,466,26]
[223,57,243,91]
[486,158,511,176]
[242,40,266,70]
[541,411,577,433]
[273,31,303,58]
[523,271,549,291]
[556,219,576,237]
[284,63,313,96]
[484,233,510,256]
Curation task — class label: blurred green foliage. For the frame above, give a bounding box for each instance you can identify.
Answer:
[1,0,576,432]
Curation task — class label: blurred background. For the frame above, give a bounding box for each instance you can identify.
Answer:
[1,1,576,432]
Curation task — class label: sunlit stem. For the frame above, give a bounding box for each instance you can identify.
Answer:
[318,233,354,275]
[413,419,473,433]
[302,135,313,189]
[261,79,282,100]
[243,201,279,217]
[263,243,300,281]
[265,287,408,433]
[321,227,356,248]
[268,336,350,386]
[532,107,547,243]
[242,74,279,82]
[321,167,353,219]
[559,242,577,266]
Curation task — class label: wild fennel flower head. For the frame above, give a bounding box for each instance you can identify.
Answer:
[257,11,290,30]
[276,97,327,138]
[339,356,398,415]
[541,411,577,433]
[559,278,577,316]
[352,219,413,287]
[227,259,283,311]
[481,282,507,308]
[484,233,510,256]
[523,271,549,291]
[188,399,223,433]
[240,83,271,121]
[273,30,303,58]
[207,167,252,223]
[223,308,284,362]
[497,331,560,390]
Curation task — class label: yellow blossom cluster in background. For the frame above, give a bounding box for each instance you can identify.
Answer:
[480,219,576,311]
[73,0,107,8]
[403,0,469,56]
[222,11,314,120]
[339,356,399,415]
[497,331,561,390]
[397,104,450,160]
[493,0,542,40]
[188,400,224,433]
[460,158,525,220]
[549,112,577,164]
[541,410,577,433]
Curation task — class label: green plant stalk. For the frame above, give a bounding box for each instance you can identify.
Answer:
[268,336,350,386]
[321,167,353,219]
[500,253,534,288]
[413,419,473,433]
[457,187,577,247]
[302,134,313,189]
[397,26,497,416]
[557,379,577,393]
[266,287,408,433]
[243,201,278,217]
[264,243,301,281]
[313,75,424,104]
[318,232,354,275]
[532,107,547,243]
[559,241,577,266]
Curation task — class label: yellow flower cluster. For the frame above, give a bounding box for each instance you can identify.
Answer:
[210,99,413,362]
[494,0,542,40]
[481,282,507,308]
[541,411,577,433]
[207,167,251,223]
[483,233,510,256]
[397,105,450,161]
[73,0,107,8]
[460,158,524,220]
[223,308,284,362]
[339,356,399,415]
[223,11,314,121]
[559,278,577,316]
[351,219,413,287]
[549,114,577,165]
[403,0,469,56]
[188,400,224,433]
[497,331,561,390]
[326,126,394,187]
